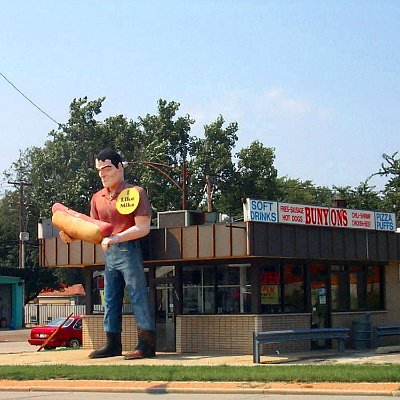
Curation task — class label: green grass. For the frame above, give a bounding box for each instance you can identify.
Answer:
[0,364,399,382]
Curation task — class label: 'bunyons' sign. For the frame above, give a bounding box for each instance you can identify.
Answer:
[243,198,396,232]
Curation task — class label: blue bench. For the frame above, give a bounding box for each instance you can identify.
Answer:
[253,328,350,363]
[374,325,400,347]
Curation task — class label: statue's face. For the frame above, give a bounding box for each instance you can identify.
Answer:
[95,158,123,190]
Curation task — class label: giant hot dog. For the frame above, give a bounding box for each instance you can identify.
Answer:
[52,203,113,244]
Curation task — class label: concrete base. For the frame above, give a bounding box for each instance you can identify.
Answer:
[375,345,400,354]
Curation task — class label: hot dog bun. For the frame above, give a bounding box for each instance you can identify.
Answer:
[52,203,113,244]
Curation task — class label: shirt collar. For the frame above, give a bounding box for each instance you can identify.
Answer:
[101,181,128,199]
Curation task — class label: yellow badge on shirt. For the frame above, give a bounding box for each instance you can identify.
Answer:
[116,188,140,214]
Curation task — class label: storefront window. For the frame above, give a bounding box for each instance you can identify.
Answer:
[331,265,348,311]
[216,264,251,313]
[350,266,366,311]
[366,266,381,310]
[242,267,252,313]
[182,266,214,314]
[260,265,281,313]
[182,264,251,314]
[283,264,305,312]
[216,287,240,313]
[330,265,384,312]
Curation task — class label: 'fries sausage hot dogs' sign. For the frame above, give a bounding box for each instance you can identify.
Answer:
[116,187,140,215]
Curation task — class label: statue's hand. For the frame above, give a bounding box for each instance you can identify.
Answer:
[101,235,121,252]
[59,231,74,244]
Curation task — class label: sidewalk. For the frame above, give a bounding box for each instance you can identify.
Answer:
[0,328,400,395]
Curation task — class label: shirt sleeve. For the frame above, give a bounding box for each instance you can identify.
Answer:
[135,186,152,217]
[90,195,99,220]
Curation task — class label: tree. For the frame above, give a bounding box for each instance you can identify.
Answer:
[332,181,383,211]
[131,99,196,211]
[0,188,62,303]
[375,152,400,221]
[236,141,279,207]
[277,177,333,205]
[0,191,20,268]
[189,115,239,214]
[24,97,119,217]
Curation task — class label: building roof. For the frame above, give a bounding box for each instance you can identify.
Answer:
[39,284,85,297]
[40,221,400,269]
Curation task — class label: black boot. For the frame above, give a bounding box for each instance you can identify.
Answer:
[89,332,122,359]
[124,329,156,360]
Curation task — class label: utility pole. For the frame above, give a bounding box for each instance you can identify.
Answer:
[8,180,32,268]
[205,175,214,212]
[181,160,187,210]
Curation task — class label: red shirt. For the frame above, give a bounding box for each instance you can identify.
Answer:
[90,181,151,235]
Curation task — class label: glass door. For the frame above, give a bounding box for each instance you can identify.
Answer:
[155,282,175,352]
[309,263,330,349]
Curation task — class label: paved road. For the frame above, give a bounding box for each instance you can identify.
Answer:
[0,342,33,354]
[0,393,396,400]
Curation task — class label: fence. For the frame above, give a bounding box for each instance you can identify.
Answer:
[24,304,86,326]
[92,304,134,314]
[24,303,135,326]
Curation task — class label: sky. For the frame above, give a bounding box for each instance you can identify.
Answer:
[1,0,400,196]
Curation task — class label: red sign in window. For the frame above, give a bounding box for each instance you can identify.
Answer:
[261,271,279,284]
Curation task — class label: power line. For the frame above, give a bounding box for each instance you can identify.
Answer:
[0,72,61,126]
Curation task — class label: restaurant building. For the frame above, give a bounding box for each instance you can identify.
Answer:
[39,198,400,355]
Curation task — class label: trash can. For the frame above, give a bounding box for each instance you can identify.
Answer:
[352,313,372,349]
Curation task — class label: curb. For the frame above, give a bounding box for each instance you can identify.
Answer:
[0,380,399,396]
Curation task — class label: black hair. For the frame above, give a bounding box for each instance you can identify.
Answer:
[96,148,123,169]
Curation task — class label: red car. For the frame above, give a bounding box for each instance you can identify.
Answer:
[28,316,83,349]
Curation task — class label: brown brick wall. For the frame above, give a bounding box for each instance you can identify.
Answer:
[377,261,400,346]
[385,262,400,325]
[176,314,312,354]
[176,315,259,354]
[260,314,311,353]
[82,315,138,351]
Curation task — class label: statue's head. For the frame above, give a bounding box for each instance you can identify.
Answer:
[95,148,124,190]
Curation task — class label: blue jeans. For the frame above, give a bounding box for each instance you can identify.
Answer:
[103,241,154,333]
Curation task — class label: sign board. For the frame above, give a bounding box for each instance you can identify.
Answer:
[19,232,30,241]
[347,209,375,230]
[375,212,396,231]
[243,198,397,232]
[243,198,278,223]
[261,285,279,304]
[278,203,330,226]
